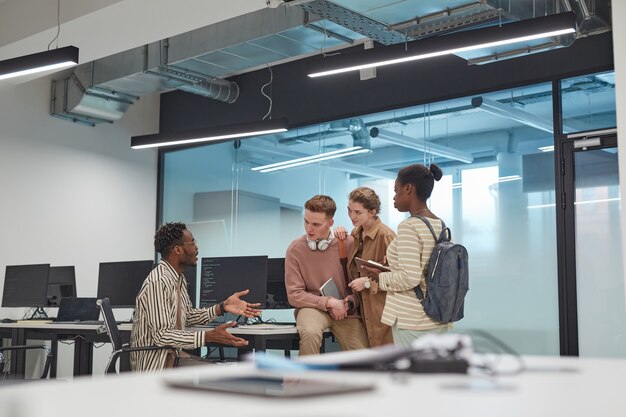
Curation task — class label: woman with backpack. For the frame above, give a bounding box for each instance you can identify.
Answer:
[360,164,451,348]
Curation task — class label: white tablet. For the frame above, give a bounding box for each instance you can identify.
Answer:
[354,257,391,272]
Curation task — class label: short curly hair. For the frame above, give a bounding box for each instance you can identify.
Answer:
[154,222,187,257]
[304,195,336,218]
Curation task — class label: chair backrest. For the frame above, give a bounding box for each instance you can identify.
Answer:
[97,298,123,350]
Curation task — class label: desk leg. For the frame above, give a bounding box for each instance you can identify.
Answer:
[10,328,26,378]
[73,340,93,376]
[50,340,58,378]
[256,335,267,352]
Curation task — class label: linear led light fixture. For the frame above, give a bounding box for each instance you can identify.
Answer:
[496,175,522,183]
[539,145,554,152]
[370,127,474,164]
[472,96,555,133]
[453,175,522,190]
[252,146,371,173]
[0,46,79,81]
[528,203,556,209]
[307,12,576,78]
[131,118,288,149]
[529,197,621,210]
[574,197,620,206]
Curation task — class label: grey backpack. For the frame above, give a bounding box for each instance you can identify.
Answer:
[414,216,469,323]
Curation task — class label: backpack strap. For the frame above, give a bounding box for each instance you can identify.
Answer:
[414,215,440,242]
[412,215,447,301]
[415,215,451,242]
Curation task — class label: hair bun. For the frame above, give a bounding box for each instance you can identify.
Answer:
[429,164,443,181]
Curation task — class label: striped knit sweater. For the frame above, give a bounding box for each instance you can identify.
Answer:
[130,260,219,372]
[378,216,450,331]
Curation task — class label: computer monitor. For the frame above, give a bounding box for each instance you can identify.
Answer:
[97,260,154,308]
[266,258,290,309]
[184,264,197,308]
[2,264,51,308]
[47,266,77,307]
[199,256,267,308]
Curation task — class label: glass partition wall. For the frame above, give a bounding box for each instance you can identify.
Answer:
[161,70,617,356]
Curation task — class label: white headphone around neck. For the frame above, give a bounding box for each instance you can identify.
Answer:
[306,228,334,251]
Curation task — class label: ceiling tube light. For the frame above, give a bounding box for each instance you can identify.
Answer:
[131,118,288,149]
[307,12,576,78]
[496,175,522,183]
[0,46,79,81]
[370,127,474,164]
[472,96,555,133]
[252,146,371,173]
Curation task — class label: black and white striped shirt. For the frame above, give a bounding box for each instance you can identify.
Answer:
[130,260,219,372]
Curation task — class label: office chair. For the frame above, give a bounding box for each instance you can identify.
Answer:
[97,298,179,374]
[0,344,53,379]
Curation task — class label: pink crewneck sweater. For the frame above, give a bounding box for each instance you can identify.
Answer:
[285,235,360,317]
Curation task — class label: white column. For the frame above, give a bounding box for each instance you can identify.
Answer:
[613,2,626,310]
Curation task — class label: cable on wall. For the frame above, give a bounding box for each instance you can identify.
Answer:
[47,0,62,51]
[261,65,274,120]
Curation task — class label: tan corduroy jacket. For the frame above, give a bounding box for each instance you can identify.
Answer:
[346,218,396,347]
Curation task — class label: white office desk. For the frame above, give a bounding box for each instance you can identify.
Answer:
[1,355,625,417]
[0,322,133,376]
[193,325,333,354]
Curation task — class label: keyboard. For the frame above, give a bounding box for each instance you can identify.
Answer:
[199,322,224,329]
[236,324,296,330]
[54,320,104,325]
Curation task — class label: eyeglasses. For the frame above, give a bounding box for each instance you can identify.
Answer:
[179,239,197,246]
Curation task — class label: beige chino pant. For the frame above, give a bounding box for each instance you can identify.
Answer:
[296,307,370,356]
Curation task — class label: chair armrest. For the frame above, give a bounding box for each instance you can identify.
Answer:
[0,345,52,355]
[107,345,179,374]
[0,345,53,379]
[117,345,178,355]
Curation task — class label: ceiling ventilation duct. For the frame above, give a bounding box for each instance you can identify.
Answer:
[302,0,608,66]
[51,42,239,127]
[49,6,361,126]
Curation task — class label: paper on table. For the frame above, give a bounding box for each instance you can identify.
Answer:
[354,257,391,272]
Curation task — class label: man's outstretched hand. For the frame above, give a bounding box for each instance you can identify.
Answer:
[204,321,249,347]
[224,289,262,318]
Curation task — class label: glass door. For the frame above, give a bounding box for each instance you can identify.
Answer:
[561,130,626,357]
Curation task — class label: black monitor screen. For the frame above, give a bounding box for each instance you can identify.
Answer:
[266,258,290,309]
[199,256,267,308]
[184,264,197,308]
[47,266,77,307]
[2,264,51,308]
[97,260,153,308]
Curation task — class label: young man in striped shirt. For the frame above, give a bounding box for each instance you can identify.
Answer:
[130,222,261,372]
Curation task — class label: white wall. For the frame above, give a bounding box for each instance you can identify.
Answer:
[0,74,159,378]
[614,0,626,313]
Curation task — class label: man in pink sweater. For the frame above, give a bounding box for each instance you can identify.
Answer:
[285,195,369,355]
